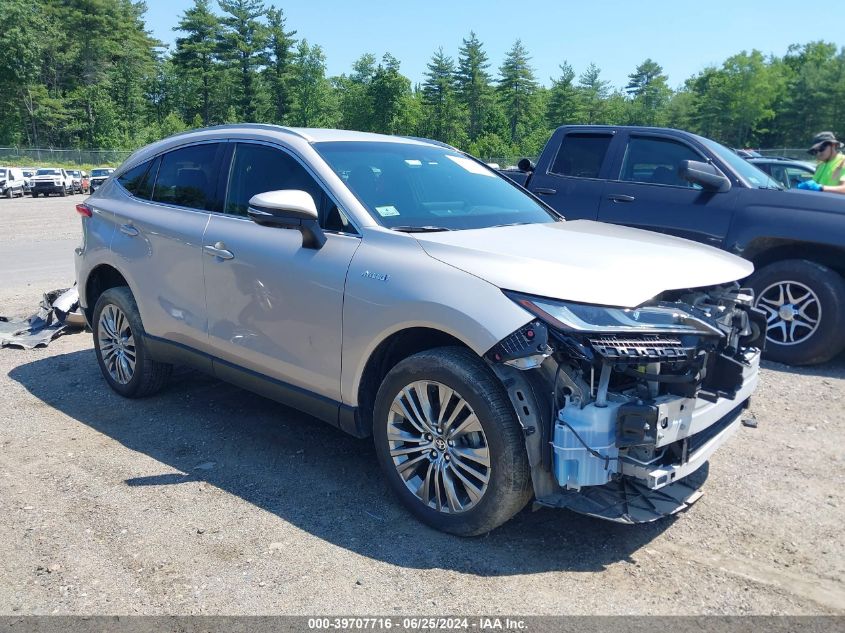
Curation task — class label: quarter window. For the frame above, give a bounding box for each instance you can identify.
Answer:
[117,157,158,199]
[224,143,353,232]
[550,133,613,178]
[619,137,703,188]
[151,143,221,210]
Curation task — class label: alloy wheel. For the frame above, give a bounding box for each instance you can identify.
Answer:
[387,380,491,513]
[755,280,821,346]
[97,304,137,384]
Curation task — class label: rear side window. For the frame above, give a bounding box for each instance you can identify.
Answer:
[151,143,221,210]
[619,136,703,188]
[550,133,613,178]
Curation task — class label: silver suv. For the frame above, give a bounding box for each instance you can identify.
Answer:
[75,125,764,535]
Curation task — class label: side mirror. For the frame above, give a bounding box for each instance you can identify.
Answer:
[517,158,535,173]
[679,160,731,193]
[247,190,326,249]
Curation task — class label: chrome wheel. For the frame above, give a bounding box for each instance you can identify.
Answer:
[97,304,136,384]
[755,281,821,346]
[387,381,491,514]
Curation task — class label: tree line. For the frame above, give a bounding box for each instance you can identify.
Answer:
[1,0,843,160]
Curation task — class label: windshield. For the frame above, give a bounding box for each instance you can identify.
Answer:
[69,170,80,176]
[0,169,6,179]
[699,138,781,189]
[36,169,61,176]
[314,141,559,230]
[92,169,112,177]
[22,170,33,177]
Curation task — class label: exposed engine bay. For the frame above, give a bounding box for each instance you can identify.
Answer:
[488,284,766,523]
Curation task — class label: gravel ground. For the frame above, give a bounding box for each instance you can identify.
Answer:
[0,195,843,615]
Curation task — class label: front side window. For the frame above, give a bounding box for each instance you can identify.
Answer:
[315,141,557,231]
[550,133,613,178]
[224,143,352,232]
[619,137,703,188]
[151,143,220,210]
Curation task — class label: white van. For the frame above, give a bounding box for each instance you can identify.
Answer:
[0,167,26,198]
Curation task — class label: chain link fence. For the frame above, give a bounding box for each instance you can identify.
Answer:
[0,147,132,167]
[0,146,814,170]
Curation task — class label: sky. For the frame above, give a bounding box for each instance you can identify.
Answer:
[144,0,837,90]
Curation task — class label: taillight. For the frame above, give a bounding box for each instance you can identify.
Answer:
[75,203,92,218]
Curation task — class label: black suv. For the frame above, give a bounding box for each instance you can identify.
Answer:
[503,125,845,365]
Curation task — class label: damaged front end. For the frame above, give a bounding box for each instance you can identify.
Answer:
[486,284,766,524]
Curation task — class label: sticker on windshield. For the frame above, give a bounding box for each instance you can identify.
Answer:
[445,155,495,177]
[375,205,400,217]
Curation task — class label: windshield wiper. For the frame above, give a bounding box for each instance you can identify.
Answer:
[390,225,453,233]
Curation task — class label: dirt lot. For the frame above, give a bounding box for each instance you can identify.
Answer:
[0,195,843,615]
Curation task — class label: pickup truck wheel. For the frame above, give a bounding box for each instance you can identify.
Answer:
[59,187,66,197]
[6,187,12,199]
[372,347,532,535]
[92,287,172,398]
[749,259,845,365]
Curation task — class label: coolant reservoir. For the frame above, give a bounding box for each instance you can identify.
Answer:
[553,399,621,490]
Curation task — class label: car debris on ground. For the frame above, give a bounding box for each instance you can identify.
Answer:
[0,285,85,349]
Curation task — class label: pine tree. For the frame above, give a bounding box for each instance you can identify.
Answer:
[625,59,671,126]
[173,0,223,126]
[218,0,268,121]
[421,48,464,144]
[577,63,610,124]
[497,40,538,143]
[456,32,493,141]
[265,7,296,124]
[546,62,579,127]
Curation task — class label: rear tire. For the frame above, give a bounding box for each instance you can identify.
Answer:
[749,259,845,365]
[92,287,172,398]
[31,192,38,198]
[372,347,532,535]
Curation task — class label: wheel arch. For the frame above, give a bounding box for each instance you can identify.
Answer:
[83,264,132,325]
[745,239,845,279]
[355,327,475,436]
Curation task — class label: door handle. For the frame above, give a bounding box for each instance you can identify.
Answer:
[533,187,557,195]
[203,242,234,260]
[120,224,139,236]
[607,194,636,203]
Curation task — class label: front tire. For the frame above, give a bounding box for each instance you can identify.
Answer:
[749,259,845,365]
[372,347,532,536]
[92,287,172,398]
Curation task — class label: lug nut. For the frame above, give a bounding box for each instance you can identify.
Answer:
[448,440,454,447]
[425,434,433,441]
[444,454,450,461]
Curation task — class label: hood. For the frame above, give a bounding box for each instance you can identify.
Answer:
[413,220,753,308]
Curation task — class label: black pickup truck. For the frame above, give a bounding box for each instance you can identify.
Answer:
[502,125,845,365]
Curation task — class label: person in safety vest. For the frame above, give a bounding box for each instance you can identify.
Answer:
[797,131,845,194]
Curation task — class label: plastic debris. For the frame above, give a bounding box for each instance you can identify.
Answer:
[0,286,85,349]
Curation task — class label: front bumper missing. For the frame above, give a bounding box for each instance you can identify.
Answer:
[621,402,744,489]
[540,349,759,522]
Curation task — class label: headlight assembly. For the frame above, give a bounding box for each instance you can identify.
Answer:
[504,291,721,336]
